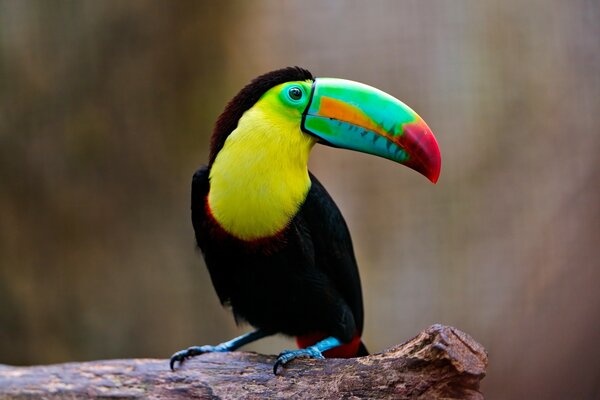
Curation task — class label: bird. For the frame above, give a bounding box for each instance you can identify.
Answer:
[169,66,441,374]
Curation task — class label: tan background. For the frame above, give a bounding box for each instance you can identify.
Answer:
[1,1,599,398]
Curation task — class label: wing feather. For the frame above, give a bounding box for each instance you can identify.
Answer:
[191,166,231,305]
[298,173,364,334]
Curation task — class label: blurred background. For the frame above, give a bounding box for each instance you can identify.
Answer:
[1,1,599,398]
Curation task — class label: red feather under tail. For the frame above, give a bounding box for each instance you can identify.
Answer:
[296,332,368,358]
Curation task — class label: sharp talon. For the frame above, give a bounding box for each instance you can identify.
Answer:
[169,349,188,371]
[273,349,293,375]
[169,346,205,371]
[273,359,283,375]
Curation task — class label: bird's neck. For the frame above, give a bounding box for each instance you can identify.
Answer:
[207,106,315,241]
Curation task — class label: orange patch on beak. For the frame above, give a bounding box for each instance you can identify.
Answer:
[318,97,385,137]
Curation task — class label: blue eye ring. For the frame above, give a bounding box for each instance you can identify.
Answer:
[288,86,303,101]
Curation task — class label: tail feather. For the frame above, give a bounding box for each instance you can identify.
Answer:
[356,340,369,357]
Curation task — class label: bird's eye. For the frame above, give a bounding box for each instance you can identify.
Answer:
[288,86,303,101]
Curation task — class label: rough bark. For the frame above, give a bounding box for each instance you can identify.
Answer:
[0,325,487,399]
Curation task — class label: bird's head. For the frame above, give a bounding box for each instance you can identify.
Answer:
[209,67,441,183]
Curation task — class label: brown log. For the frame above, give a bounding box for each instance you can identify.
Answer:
[0,325,487,399]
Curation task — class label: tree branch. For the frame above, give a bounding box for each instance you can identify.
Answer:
[0,325,487,399]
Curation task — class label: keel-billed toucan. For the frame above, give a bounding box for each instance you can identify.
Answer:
[170,67,441,374]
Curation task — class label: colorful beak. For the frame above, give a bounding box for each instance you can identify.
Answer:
[302,78,441,183]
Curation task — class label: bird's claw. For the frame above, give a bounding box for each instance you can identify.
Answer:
[169,345,225,370]
[273,347,325,375]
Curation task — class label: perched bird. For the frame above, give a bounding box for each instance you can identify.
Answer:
[170,67,441,374]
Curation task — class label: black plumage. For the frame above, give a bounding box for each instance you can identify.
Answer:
[191,166,365,347]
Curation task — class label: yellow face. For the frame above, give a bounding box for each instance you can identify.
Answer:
[207,81,316,241]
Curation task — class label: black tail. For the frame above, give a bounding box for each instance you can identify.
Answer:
[356,340,369,356]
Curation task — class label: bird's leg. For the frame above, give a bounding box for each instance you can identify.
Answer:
[273,336,342,375]
[170,329,271,370]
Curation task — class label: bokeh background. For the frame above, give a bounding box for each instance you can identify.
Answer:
[1,1,599,398]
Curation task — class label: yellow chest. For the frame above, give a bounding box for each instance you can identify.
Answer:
[207,106,315,241]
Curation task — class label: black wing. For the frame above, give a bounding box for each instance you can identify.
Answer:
[297,173,364,335]
[191,166,232,305]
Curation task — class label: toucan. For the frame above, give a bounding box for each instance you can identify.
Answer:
[169,67,441,374]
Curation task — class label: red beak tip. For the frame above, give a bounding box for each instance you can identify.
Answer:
[428,152,441,184]
[403,120,441,184]
[430,172,440,184]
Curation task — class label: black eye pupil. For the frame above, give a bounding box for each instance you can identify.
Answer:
[289,87,302,100]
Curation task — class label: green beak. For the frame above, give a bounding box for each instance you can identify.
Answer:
[301,78,441,183]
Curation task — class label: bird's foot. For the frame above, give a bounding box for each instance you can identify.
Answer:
[169,344,228,370]
[170,330,272,371]
[273,347,325,375]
